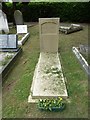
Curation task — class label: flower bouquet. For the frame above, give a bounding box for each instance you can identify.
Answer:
[38,97,66,112]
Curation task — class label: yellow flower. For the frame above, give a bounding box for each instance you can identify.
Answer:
[58,97,62,101]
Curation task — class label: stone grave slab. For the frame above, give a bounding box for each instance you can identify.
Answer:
[59,24,83,34]
[30,52,68,99]
[0,34,18,52]
[0,47,22,79]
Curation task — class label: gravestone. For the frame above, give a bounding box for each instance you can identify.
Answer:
[14,10,24,25]
[0,10,9,34]
[0,34,18,51]
[39,18,59,53]
[28,18,68,102]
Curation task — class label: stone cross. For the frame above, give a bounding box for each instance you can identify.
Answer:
[39,18,59,53]
[14,10,24,25]
[0,10,9,34]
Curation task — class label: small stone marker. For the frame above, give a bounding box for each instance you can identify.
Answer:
[0,34,18,51]
[0,10,9,34]
[17,25,27,34]
[14,10,24,25]
[39,18,59,53]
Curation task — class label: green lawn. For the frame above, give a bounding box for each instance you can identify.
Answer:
[2,23,88,118]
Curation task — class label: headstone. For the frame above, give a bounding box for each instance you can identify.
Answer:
[39,18,59,53]
[14,10,24,25]
[17,25,27,34]
[0,10,9,34]
[0,34,18,51]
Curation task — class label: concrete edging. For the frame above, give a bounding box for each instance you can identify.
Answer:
[0,47,22,81]
[72,47,90,76]
[18,32,30,45]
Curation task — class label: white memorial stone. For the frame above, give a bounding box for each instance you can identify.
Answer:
[0,10,9,34]
[17,25,27,34]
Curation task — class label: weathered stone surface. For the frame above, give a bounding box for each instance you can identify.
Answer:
[14,10,24,25]
[39,18,59,53]
[0,10,9,34]
[30,52,68,99]
[0,34,17,49]
[72,47,90,76]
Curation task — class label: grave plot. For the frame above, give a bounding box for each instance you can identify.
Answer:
[30,52,68,99]
[72,45,90,76]
[0,34,22,79]
[28,18,68,102]
[16,25,30,45]
[14,10,30,45]
[59,24,83,34]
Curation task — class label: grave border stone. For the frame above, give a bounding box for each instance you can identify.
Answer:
[72,47,90,76]
[0,47,22,81]
[59,24,83,34]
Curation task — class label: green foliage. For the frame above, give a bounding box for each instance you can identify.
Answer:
[38,97,66,111]
[3,2,89,23]
[5,2,13,8]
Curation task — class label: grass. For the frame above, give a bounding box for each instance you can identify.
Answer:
[2,23,88,118]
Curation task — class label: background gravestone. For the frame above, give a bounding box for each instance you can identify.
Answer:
[0,10,9,34]
[14,10,24,25]
[39,18,59,53]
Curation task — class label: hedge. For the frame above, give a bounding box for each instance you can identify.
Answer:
[2,2,90,23]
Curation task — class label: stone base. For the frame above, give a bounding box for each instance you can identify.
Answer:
[28,94,38,103]
[28,52,68,101]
